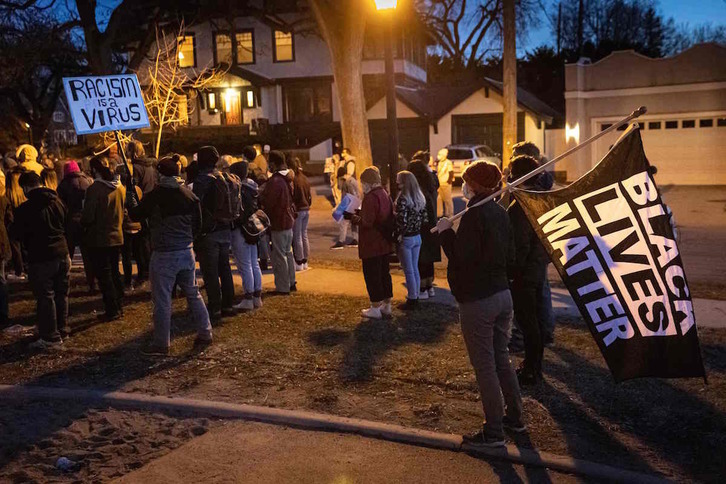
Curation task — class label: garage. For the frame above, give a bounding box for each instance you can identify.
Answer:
[592,116,726,185]
[369,117,429,166]
[451,113,525,155]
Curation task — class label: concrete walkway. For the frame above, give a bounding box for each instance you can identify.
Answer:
[114,420,574,484]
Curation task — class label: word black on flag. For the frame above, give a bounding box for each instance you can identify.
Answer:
[63,74,150,135]
[512,126,705,381]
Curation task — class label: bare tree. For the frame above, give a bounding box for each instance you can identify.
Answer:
[139,25,225,158]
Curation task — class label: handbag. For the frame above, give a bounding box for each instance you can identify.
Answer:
[241,210,270,244]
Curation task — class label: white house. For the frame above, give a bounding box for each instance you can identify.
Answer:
[564,43,726,185]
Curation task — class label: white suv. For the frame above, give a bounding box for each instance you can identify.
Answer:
[445,144,502,180]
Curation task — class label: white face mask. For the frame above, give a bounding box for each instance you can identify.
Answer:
[462,182,475,200]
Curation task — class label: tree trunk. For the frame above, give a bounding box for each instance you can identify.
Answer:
[502,0,517,169]
[308,0,373,176]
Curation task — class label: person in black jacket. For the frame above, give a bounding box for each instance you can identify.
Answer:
[129,155,212,356]
[10,172,70,350]
[437,160,523,449]
[126,140,158,194]
[507,155,550,386]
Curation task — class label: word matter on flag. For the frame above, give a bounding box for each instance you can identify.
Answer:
[512,125,705,382]
[62,74,150,135]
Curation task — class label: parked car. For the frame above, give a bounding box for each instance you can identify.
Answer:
[445,144,501,180]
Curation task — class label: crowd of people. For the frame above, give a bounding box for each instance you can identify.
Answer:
[2,136,556,448]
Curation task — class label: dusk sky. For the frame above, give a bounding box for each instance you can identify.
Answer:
[522,0,726,51]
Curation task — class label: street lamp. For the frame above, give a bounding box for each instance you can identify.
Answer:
[375,0,399,199]
[24,122,32,145]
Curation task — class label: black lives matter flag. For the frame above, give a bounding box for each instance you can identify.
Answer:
[511,125,705,381]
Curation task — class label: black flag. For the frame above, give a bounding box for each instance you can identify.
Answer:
[511,125,705,381]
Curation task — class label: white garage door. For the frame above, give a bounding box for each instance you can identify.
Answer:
[593,116,726,185]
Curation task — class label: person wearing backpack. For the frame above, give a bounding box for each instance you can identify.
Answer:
[351,166,395,319]
[230,159,265,310]
[260,151,296,295]
[192,146,239,321]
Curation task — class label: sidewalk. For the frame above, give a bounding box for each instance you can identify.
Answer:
[115,420,573,484]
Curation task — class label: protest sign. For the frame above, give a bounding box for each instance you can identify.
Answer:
[511,126,705,381]
[62,74,150,135]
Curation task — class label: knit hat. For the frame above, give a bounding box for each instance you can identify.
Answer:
[158,154,182,177]
[16,144,38,164]
[462,161,502,194]
[360,166,381,186]
[509,155,540,184]
[197,146,219,169]
[63,160,80,176]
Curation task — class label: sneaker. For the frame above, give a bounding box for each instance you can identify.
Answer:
[253,296,263,308]
[428,287,435,297]
[347,239,358,248]
[397,298,418,311]
[380,302,393,317]
[503,416,527,434]
[330,241,346,250]
[260,259,269,271]
[141,344,169,356]
[221,307,237,318]
[516,368,541,387]
[290,283,298,292]
[193,337,213,350]
[462,430,505,448]
[295,263,305,272]
[303,263,310,270]
[234,299,254,311]
[28,338,63,351]
[361,306,382,319]
[418,290,429,300]
[209,311,222,323]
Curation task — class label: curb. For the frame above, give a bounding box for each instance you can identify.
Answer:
[0,384,666,483]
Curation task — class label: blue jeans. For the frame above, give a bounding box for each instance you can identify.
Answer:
[150,249,212,348]
[231,229,262,297]
[398,235,422,300]
[293,210,310,264]
[195,230,234,315]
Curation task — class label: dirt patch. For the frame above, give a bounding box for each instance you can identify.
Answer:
[2,274,725,483]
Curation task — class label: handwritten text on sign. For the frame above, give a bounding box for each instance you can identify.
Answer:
[63,75,150,135]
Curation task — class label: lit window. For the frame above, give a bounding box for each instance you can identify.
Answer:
[648,121,661,130]
[177,35,195,68]
[274,30,294,62]
[682,120,695,128]
[208,92,217,110]
[236,31,255,64]
[245,90,255,108]
[215,33,233,64]
[699,119,713,128]
[665,120,678,129]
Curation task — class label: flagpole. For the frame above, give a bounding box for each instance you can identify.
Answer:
[431,106,647,233]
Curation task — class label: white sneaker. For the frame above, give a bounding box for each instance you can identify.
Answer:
[303,263,310,270]
[361,306,382,319]
[234,299,254,311]
[428,287,435,297]
[380,302,392,317]
[295,263,304,272]
[253,297,263,308]
[418,291,429,300]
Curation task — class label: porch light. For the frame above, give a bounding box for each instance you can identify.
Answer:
[374,0,398,10]
[208,92,216,110]
[566,123,580,144]
[178,51,185,61]
[246,90,255,108]
[224,88,236,107]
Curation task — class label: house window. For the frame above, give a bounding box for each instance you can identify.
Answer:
[665,120,678,129]
[682,119,695,128]
[284,83,331,123]
[177,34,196,68]
[700,119,713,128]
[236,30,255,64]
[648,121,661,130]
[600,123,612,131]
[214,32,233,64]
[273,30,294,62]
[244,88,259,108]
[718,118,726,127]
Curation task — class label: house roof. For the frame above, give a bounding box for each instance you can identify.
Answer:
[224,63,276,86]
[389,79,559,125]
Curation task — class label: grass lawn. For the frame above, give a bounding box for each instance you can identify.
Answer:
[2,270,725,482]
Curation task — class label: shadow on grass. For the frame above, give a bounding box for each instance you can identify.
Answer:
[307,302,457,382]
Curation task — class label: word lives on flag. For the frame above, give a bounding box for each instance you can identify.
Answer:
[63,74,150,135]
[512,125,705,381]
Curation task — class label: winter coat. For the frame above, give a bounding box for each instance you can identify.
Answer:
[440,194,513,303]
[260,171,295,231]
[0,196,12,261]
[394,197,428,237]
[129,176,201,252]
[408,160,441,264]
[240,178,259,222]
[508,200,549,287]
[292,171,312,211]
[81,178,126,248]
[9,187,68,263]
[357,186,395,260]
[132,157,158,194]
[57,171,92,224]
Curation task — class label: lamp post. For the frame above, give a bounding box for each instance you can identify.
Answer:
[375,0,399,199]
[24,122,33,145]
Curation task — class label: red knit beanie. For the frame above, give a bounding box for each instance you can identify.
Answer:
[462,161,502,194]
